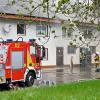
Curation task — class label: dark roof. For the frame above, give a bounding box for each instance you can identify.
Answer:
[0,0,54,18]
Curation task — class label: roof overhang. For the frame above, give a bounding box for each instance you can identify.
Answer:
[0,13,60,23]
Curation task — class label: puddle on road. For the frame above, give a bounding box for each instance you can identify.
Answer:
[41,66,100,85]
[56,68,64,84]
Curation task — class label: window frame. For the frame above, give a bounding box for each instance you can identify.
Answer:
[43,48,48,61]
[30,45,36,55]
[36,25,48,37]
[62,27,66,38]
[67,28,73,38]
[89,46,96,54]
[79,26,93,39]
[68,46,76,54]
[83,29,93,39]
[17,23,26,35]
[11,51,24,69]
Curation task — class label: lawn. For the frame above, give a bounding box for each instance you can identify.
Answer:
[0,80,100,100]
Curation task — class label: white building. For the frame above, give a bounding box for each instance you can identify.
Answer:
[0,0,99,68]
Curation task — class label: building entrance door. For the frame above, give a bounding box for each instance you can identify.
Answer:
[56,47,64,67]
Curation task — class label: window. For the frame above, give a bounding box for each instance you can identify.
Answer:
[67,28,73,38]
[43,48,48,60]
[36,25,47,37]
[79,26,93,39]
[30,46,36,55]
[68,46,76,54]
[83,29,93,39]
[11,51,24,69]
[89,46,96,54]
[17,23,26,35]
[62,27,66,38]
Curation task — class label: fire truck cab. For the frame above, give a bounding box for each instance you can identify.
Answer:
[0,37,45,87]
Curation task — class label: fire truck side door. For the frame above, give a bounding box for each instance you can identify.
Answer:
[11,49,25,81]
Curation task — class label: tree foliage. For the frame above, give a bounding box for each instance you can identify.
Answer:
[8,0,100,47]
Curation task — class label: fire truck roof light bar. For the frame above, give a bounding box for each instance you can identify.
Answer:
[29,39,36,42]
[6,39,13,42]
[0,37,36,44]
[16,37,23,42]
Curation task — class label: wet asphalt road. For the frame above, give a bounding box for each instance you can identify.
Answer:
[0,66,99,90]
[34,66,100,85]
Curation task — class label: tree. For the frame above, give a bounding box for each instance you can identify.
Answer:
[53,0,100,48]
[7,0,100,47]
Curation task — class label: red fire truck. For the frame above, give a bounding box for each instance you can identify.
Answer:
[0,37,45,87]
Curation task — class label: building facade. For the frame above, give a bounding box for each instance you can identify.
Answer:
[0,0,99,68]
[0,16,99,68]
[0,15,81,67]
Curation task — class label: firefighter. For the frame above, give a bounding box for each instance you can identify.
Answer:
[94,52,100,68]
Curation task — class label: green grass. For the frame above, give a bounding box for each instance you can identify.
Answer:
[0,80,100,100]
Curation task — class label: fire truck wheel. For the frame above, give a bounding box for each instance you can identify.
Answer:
[25,72,34,87]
